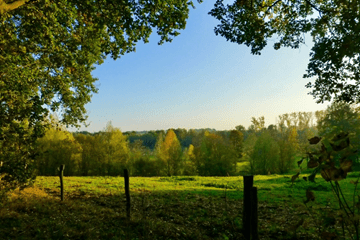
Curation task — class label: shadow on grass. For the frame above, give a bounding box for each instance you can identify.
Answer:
[1,184,343,240]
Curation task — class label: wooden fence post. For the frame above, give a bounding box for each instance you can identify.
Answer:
[124,169,131,221]
[251,186,259,240]
[59,164,65,201]
[243,175,253,240]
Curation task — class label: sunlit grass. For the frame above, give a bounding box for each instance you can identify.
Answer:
[1,172,359,239]
[34,172,360,207]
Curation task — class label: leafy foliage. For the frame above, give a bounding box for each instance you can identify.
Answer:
[182,144,198,176]
[19,108,359,178]
[36,121,82,176]
[0,118,38,191]
[35,121,129,176]
[156,129,183,176]
[317,101,360,161]
[0,0,200,189]
[229,129,244,160]
[98,122,129,176]
[209,0,360,103]
[277,126,299,173]
[302,130,360,239]
[306,134,354,182]
[249,130,280,175]
[194,132,237,176]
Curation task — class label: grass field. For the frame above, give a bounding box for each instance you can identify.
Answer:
[1,172,360,239]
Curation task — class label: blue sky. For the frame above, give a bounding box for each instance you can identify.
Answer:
[70,1,327,133]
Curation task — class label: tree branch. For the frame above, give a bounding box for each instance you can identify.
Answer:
[264,0,282,15]
[0,0,27,15]
[304,0,322,14]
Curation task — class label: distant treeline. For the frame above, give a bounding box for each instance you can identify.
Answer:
[75,128,218,150]
[35,102,360,177]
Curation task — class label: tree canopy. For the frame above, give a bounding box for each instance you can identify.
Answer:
[0,0,200,189]
[209,0,360,103]
[1,0,200,129]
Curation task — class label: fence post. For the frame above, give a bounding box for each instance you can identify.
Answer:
[251,186,259,240]
[243,175,253,240]
[124,169,131,221]
[59,164,65,201]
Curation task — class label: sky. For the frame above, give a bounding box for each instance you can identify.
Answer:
[69,1,328,133]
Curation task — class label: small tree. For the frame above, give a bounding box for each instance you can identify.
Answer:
[229,129,244,171]
[100,122,129,176]
[249,131,279,175]
[74,133,97,176]
[36,125,82,176]
[182,144,197,176]
[130,140,157,177]
[155,129,183,176]
[242,133,257,174]
[195,132,237,176]
[277,126,299,173]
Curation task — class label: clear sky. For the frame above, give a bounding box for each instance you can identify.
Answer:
[69,1,328,133]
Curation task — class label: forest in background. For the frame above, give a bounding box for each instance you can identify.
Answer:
[34,101,360,177]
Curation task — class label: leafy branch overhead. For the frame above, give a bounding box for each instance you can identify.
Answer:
[209,0,360,103]
[0,0,201,190]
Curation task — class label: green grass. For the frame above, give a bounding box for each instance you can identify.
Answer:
[1,172,360,239]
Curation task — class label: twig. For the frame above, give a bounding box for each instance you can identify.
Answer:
[336,181,353,215]
[303,0,322,14]
[353,179,358,214]
[328,177,350,218]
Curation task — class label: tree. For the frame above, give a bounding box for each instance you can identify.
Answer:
[0,0,200,188]
[277,126,299,173]
[130,139,157,177]
[242,132,257,174]
[160,129,183,176]
[154,132,166,175]
[297,126,317,155]
[182,144,197,175]
[251,116,265,132]
[209,0,360,103]
[36,124,82,176]
[229,129,244,166]
[0,118,38,191]
[195,132,237,176]
[100,122,129,176]
[249,130,279,175]
[278,113,292,128]
[298,112,314,130]
[74,133,97,176]
[235,124,246,132]
[317,101,360,164]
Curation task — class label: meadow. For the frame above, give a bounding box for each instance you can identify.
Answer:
[1,172,359,240]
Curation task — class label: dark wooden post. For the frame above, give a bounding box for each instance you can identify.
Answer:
[59,164,65,201]
[251,186,259,240]
[124,169,131,221]
[243,175,253,240]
